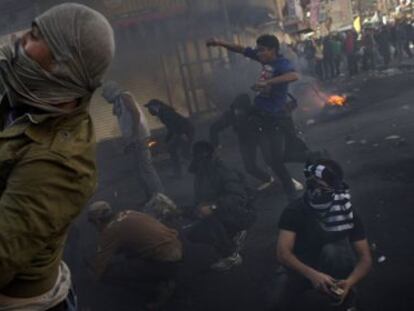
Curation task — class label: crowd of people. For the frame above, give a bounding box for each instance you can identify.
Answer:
[92,32,371,310]
[0,2,374,311]
[291,18,414,80]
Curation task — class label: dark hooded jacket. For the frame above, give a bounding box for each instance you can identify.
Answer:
[209,95,259,146]
[157,105,194,142]
[191,157,255,232]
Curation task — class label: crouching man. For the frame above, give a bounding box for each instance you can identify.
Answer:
[187,141,256,272]
[275,159,372,310]
[87,201,183,310]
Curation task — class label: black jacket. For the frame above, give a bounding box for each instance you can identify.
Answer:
[209,107,260,147]
[157,106,194,142]
[192,158,255,231]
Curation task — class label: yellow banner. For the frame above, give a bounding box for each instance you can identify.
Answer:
[353,16,361,33]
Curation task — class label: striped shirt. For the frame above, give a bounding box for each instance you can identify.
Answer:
[278,198,365,267]
[308,190,355,233]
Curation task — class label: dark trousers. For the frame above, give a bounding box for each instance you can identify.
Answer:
[323,58,335,80]
[168,134,193,176]
[103,259,179,283]
[187,203,255,258]
[239,136,271,183]
[187,215,235,258]
[100,258,180,307]
[315,60,324,80]
[379,46,391,67]
[403,41,413,58]
[347,54,358,76]
[257,116,308,200]
[333,56,341,77]
[273,240,356,311]
[395,41,412,59]
[362,49,375,71]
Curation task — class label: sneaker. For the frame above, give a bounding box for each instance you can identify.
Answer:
[257,176,275,191]
[145,193,178,219]
[292,178,304,191]
[211,253,243,272]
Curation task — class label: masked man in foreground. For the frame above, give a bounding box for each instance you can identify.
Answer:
[0,3,115,310]
[275,159,372,310]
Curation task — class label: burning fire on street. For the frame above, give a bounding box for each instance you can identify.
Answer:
[317,93,353,121]
[327,95,347,107]
[309,85,349,109]
[308,88,354,122]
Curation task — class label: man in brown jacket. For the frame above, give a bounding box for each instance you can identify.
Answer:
[87,201,183,309]
[0,3,115,310]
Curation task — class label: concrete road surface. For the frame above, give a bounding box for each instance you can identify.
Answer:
[66,70,414,311]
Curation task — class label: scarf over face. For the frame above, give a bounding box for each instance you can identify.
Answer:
[101,80,151,141]
[304,164,355,233]
[0,3,115,113]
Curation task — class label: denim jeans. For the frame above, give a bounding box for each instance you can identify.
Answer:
[272,239,356,311]
[187,216,235,258]
[134,140,164,197]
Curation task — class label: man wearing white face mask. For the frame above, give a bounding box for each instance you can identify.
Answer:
[102,81,166,202]
[0,3,115,311]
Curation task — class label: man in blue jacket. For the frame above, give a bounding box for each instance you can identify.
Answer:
[207,34,307,201]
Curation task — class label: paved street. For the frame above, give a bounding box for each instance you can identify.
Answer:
[67,68,414,311]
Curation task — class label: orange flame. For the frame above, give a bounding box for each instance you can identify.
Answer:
[148,140,158,148]
[327,95,347,106]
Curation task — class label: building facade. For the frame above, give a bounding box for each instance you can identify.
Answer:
[0,0,279,141]
[86,0,278,141]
